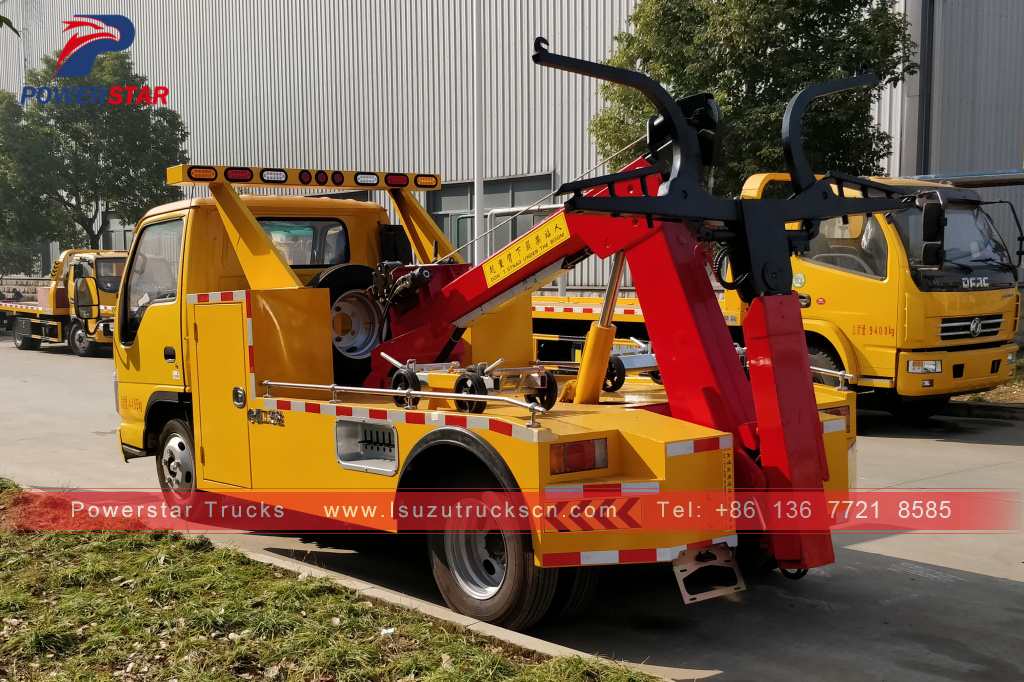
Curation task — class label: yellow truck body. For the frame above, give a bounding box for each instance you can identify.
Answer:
[0,249,126,355]
[534,174,1020,415]
[103,165,854,629]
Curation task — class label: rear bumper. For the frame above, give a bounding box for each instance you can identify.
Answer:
[896,343,1018,396]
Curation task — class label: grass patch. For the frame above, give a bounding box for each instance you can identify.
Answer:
[0,481,653,681]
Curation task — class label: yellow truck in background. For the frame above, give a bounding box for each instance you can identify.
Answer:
[535,174,1021,418]
[0,249,127,356]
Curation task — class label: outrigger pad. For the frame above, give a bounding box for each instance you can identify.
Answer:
[672,542,746,604]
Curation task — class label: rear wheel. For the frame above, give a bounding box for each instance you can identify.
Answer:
[68,319,100,357]
[428,478,556,631]
[543,566,600,622]
[155,419,197,506]
[807,343,843,386]
[12,325,40,350]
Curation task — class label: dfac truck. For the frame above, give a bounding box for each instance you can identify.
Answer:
[78,41,921,629]
[0,249,127,356]
[535,173,1021,418]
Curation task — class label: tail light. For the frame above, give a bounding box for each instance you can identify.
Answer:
[819,405,850,433]
[550,438,608,475]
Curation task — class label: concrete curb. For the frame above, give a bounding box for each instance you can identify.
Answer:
[221,542,717,681]
[943,401,1024,421]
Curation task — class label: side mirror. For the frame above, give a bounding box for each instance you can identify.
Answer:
[920,201,947,266]
[74,277,100,320]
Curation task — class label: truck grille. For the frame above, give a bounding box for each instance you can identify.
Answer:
[936,314,1003,340]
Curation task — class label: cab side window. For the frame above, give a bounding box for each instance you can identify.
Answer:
[121,219,184,344]
[804,214,888,279]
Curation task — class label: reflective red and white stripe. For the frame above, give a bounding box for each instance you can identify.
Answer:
[261,398,556,443]
[544,534,739,567]
[0,302,53,314]
[99,304,116,313]
[666,434,732,457]
[821,417,846,434]
[186,290,255,396]
[544,481,660,498]
[532,305,642,317]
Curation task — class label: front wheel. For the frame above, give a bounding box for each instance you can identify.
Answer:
[428,490,556,631]
[807,343,843,387]
[68,319,100,357]
[155,419,198,506]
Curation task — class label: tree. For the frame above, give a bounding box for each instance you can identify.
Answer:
[0,50,189,250]
[0,13,17,36]
[590,0,917,197]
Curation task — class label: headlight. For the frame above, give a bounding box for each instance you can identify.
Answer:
[1008,352,1016,364]
[908,360,942,373]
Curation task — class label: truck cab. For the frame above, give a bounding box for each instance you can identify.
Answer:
[725,174,1020,416]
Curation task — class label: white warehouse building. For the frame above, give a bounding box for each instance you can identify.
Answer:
[1,0,1022,290]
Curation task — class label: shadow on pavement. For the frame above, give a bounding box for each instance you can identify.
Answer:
[255,531,1024,681]
[857,409,1023,447]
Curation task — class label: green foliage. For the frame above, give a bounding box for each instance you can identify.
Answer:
[590,0,918,196]
[0,489,656,682]
[0,50,188,253]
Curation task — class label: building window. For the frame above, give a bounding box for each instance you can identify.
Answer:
[425,175,555,256]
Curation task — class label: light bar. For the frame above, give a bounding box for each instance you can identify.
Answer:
[167,165,442,191]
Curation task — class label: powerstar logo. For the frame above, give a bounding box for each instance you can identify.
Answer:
[20,15,169,106]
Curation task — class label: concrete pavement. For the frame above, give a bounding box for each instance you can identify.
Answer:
[1,338,1022,681]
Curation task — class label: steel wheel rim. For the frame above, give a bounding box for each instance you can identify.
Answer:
[331,290,380,359]
[160,434,195,497]
[72,326,89,353]
[445,516,507,600]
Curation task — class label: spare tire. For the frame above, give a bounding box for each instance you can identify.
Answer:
[310,264,382,385]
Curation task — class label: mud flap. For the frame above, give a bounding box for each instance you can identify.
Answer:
[673,542,746,604]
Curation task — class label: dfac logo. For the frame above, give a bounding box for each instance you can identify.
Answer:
[54,15,135,77]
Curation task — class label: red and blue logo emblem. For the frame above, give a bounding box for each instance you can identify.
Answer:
[21,14,169,106]
[54,15,135,77]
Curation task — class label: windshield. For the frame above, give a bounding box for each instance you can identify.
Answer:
[890,203,1016,291]
[257,218,349,267]
[95,258,126,293]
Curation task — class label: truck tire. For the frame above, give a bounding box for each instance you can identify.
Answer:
[68,319,100,357]
[542,566,600,623]
[12,324,41,351]
[807,344,843,387]
[428,476,556,631]
[155,419,197,507]
[310,264,382,386]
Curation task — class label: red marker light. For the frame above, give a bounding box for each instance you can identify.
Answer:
[331,171,345,186]
[385,174,409,187]
[298,170,312,185]
[224,167,254,182]
[315,170,328,185]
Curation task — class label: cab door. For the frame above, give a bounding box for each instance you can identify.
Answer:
[192,302,253,487]
[115,215,188,448]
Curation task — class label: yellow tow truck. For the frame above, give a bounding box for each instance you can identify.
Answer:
[80,43,906,629]
[535,173,1021,418]
[0,249,126,356]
